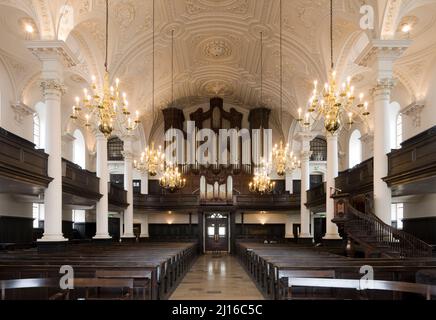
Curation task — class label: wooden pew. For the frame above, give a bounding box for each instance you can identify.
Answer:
[95,270,153,300]
[0,278,134,300]
[282,277,436,300]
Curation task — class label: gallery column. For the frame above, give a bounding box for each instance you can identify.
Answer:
[121,135,135,240]
[140,171,149,239]
[356,39,410,224]
[323,133,341,240]
[27,41,78,248]
[93,132,111,240]
[297,132,316,240]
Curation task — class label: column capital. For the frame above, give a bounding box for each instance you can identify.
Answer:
[40,79,66,97]
[300,150,312,162]
[122,151,134,160]
[370,78,396,98]
[402,101,425,128]
[296,131,319,143]
[360,132,374,144]
[94,131,108,141]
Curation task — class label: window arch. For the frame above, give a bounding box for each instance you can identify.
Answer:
[349,129,362,168]
[73,129,86,168]
[396,113,403,149]
[33,114,40,148]
[310,137,327,161]
[107,137,124,161]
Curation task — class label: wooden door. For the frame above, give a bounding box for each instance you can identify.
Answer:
[205,213,229,252]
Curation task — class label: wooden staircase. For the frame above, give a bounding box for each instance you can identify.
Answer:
[333,198,432,258]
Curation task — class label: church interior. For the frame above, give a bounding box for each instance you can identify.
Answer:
[0,0,436,301]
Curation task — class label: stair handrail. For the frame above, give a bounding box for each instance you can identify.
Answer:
[344,203,432,258]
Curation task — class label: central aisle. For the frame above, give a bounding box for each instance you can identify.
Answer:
[170,254,264,300]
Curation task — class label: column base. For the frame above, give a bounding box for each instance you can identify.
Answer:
[323,233,342,240]
[37,240,68,253]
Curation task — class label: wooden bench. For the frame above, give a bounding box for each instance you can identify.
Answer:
[282,277,436,300]
[95,270,153,300]
[0,278,134,300]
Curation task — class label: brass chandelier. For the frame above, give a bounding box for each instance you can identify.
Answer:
[297,0,369,134]
[159,162,186,192]
[134,143,165,177]
[272,141,301,177]
[134,0,164,177]
[273,0,301,177]
[70,0,139,138]
[249,159,275,195]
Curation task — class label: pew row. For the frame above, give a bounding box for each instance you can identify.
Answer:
[236,242,436,300]
[0,242,199,300]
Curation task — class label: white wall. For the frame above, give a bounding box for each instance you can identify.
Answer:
[403,195,436,219]
[0,195,32,218]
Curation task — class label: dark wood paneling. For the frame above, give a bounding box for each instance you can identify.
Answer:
[0,216,33,244]
[306,182,326,212]
[235,224,285,241]
[384,125,436,195]
[109,217,120,240]
[248,108,271,130]
[73,222,96,239]
[62,158,101,203]
[336,158,373,195]
[233,194,300,210]
[403,217,436,245]
[62,220,73,240]
[108,182,128,210]
[148,224,199,240]
[0,127,52,195]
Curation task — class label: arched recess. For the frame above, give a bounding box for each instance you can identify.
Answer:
[73,129,86,168]
[349,129,362,168]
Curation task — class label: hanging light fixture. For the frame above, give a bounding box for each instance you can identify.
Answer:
[159,162,186,192]
[297,0,370,134]
[159,29,186,191]
[272,0,301,177]
[249,158,275,195]
[70,0,140,138]
[134,0,164,177]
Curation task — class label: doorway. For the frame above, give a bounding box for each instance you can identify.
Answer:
[204,213,229,252]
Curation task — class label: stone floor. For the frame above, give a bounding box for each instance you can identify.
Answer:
[170,254,265,300]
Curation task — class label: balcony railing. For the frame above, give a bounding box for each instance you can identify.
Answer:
[336,158,373,195]
[62,158,101,200]
[384,125,436,190]
[0,127,52,190]
[108,182,128,209]
[306,182,326,209]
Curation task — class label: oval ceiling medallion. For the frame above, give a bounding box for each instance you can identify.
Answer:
[203,39,232,59]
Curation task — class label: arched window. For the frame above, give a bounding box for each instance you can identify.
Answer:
[349,130,362,168]
[396,114,403,149]
[73,129,86,168]
[107,137,124,161]
[33,114,40,148]
[310,137,327,161]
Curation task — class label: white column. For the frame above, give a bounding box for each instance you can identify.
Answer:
[39,79,67,242]
[323,133,341,239]
[285,218,293,239]
[372,81,395,224]
[297,132,317,238]
[299,150,312,238]
[140,214,149,238]
[285,172,293,193]
[122,136,135,238]
[140,172,149,195]
[27,41,78,243]
[356,39,410,224]
[93,132,111,239]
[119,212,124,240]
